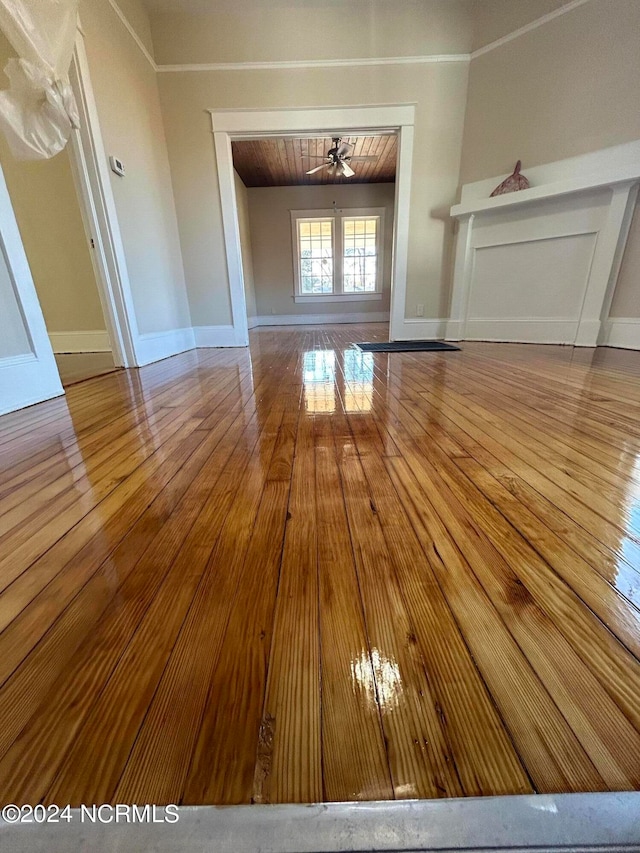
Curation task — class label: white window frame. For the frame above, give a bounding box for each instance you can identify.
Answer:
[291,207,385,303]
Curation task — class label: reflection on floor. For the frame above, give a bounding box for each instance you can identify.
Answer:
[54,351,118,386]
[1,322,640,807]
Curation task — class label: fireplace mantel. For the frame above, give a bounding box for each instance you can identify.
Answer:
[447,142,640,347]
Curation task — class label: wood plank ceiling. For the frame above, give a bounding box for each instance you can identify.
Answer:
[231,135,397,187]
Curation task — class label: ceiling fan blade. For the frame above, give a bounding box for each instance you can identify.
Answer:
[306,163,331,175]
[340,160,355,178]
[347,155,379,162]
[301,155,331,160]
[337,141,354,158]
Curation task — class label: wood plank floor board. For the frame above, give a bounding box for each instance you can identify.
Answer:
[389,368,640,622]
[0,359,248,521]
[114,370,299,804]
[332,359,538,795]
[374,393,640,737]
[445,358,640,472]
[383,456,606,794]
[362,361,640,743]
[395,442,640,789]
[0,324,639,805]
[0,414,242,765]
[182,402,301,804]
[0,361,250,587]
[427,364,640,495]
[413,378,640,526]
[254,411,321,804]
[409,377,640,568]
[313,415,393,802]
[334,425,475,799]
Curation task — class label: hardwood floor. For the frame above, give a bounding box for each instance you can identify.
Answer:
[54,351,119,386]
[1,322,640,805]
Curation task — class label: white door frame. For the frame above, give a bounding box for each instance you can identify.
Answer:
[210,105,415,344]
[66,21,140,368]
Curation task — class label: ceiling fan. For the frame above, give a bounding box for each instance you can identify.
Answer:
[303,137,378,179]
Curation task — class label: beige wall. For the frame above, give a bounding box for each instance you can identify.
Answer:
[234,171,257,319]
[149,0,475,65]
[0,147,107,333]
[80,0,191,335]
[157,62,469,325]
[0,32,105,335]
[470,0,569,51]
[247,183,395,318]
[460,0,640,320]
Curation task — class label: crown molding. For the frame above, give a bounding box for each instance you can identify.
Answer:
[108,0,592,75]
[471,0,592,59]
[106,0,158,71]
[156,54,470,73]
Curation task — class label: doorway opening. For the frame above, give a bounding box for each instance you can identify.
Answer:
[230,133,397,340]
[0,141,118,387]
[211,104,415,347]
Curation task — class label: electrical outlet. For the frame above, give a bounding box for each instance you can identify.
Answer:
[416,304,424,317]
[271,308,276,315]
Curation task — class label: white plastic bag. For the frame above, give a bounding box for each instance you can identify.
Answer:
[0,0,79,159]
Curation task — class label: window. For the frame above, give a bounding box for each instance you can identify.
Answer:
[292,208,384,302]
[297,218,334,294]
[343,217,378,293]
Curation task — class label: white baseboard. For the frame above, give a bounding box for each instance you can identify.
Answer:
[254,311,390,327]
[600,317,640,350]
[80,316,638,372]
[48,330,111,353]
[395,318,447,340]
[463,318,579,345]
[193,325,247,347]
[135,327,196,366]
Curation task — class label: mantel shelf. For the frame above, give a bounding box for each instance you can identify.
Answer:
[450,163,640,219]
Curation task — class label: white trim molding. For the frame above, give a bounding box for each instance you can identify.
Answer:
[470,0,592,59]
[394,318,448,340]
[463,318,580,345]
[71,25,140,368]
[48,330,111,353]
[157,54,469,73]
[291,206,386,302]
[210,105,414,346]
[251,312,390,327]
[601,318,640,350]
[448,142,640,347]
[106,0,157,71]
[135,327,196,365]
[110,0,591,75]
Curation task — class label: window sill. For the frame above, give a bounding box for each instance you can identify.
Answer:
[294,293,383,304]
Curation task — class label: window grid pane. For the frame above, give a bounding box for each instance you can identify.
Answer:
[343,218,378,293]
[299,218,334,294]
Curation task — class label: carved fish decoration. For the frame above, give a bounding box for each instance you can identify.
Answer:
[490,160,530,196]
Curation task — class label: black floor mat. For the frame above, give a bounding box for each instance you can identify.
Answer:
[355,341,461,353]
